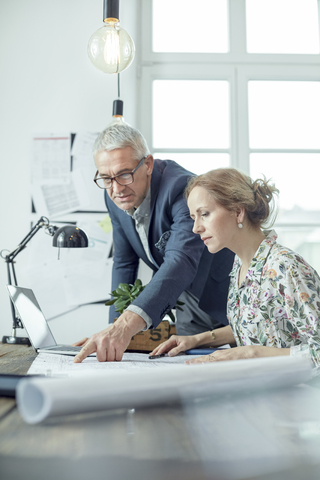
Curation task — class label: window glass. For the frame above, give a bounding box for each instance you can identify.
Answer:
[153,153,229,175]
[250,153,320,212]
[276,227,320,275]
[153,80,230,149]
[246,0,320,54]
[248,81,320,149]
[250,153,320,273]
[152,0,229,53]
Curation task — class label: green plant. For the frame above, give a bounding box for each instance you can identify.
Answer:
[105,279,183,322]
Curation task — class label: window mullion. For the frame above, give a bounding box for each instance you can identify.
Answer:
[235,66,250,174]
[229,0,247,54]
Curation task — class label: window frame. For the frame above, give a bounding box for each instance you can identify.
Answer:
[137,0,320,230]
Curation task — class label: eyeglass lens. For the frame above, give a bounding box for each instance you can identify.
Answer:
[96,172,133,189]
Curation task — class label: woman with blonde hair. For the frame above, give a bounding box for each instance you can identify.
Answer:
[150,168,320,368]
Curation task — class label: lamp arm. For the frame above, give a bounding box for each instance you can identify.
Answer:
[1,216,57,337]
[5,216,51,263]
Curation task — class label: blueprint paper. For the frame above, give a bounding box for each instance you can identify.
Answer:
[17,355,313,424]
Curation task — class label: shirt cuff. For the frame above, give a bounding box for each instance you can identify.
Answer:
[126,305,153,331]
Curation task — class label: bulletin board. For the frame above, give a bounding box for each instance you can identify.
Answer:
[20,132,114,321]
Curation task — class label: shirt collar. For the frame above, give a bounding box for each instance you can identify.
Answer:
[125,187,151,219]
[229,229,278,283]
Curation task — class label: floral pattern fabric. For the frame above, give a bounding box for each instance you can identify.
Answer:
[227,230,320,368]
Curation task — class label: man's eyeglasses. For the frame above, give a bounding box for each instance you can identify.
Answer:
[93,156,147,190]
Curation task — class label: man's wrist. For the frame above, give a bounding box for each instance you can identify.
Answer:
[126,305,153,330]
[116,310,147,337]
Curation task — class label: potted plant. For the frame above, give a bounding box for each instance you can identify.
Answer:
[105,279,183,351]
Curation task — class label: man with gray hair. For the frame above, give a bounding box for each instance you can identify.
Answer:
[74,124,234,363]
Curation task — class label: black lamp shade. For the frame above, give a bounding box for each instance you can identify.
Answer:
[52,226,89,249]
[104,0,119,22]
[113,99,123,116]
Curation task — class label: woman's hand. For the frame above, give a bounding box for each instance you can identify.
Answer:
[150,335,198,357]
[185,345,290,364]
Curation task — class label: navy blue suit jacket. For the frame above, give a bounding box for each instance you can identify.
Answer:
[105,159,235,328]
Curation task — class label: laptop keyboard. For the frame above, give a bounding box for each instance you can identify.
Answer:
[47,345,82,352]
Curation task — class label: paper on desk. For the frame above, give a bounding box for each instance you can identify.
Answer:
[17,355,313,424]
[27,352,196,376]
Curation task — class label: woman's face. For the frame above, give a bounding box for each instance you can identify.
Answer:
[187,186,239,254]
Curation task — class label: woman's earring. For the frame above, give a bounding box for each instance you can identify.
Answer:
[238,223,243,229]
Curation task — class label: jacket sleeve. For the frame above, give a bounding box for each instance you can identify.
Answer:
[129,191,205,328]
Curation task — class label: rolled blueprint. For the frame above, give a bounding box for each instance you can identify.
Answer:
[17,355,313,424]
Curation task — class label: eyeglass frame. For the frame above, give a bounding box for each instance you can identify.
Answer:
[93,155,148,190]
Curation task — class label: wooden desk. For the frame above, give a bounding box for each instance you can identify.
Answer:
[1,343,320,480]
[0,343,208,480]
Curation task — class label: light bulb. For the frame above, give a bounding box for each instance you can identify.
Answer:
[88,22,135,74]
[108,115,127,126]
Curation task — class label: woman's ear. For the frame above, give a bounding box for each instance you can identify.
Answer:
[235,206,245,224]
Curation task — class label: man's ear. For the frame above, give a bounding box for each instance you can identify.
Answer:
[145,155,154,176]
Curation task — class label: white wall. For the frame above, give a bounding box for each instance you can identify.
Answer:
[0,0,139,341]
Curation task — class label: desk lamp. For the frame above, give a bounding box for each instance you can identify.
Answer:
[1,216,88,345]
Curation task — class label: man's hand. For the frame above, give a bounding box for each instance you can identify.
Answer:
[73,311,147,363]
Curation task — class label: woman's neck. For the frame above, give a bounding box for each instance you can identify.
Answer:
[235,228,266,282]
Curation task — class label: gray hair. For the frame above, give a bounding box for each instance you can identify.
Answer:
[92,123,150,159]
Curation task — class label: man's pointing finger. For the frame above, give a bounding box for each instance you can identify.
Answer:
[74,342,96,363]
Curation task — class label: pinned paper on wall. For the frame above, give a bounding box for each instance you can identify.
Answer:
[32,169,91,218]
[18,218,113,318]
[99,216,112,234]
[32,133,71,184]
[28,132,113,317]
[71,131,106,212]
[31,132,106,217]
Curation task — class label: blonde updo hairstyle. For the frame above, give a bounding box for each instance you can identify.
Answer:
[185,168,279,229]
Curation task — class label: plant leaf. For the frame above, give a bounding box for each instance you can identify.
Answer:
[119,283,130,292]
[105,299,116,306]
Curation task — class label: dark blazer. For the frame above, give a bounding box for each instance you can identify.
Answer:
[105,159,235,327]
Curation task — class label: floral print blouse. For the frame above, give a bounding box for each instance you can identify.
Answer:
[227,230,320,368]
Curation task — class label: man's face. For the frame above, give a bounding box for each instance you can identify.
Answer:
[95,146,154,211]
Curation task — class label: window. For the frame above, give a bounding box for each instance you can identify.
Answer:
[248,81,320,149]
[246,0,320,54]
[153,80,230,149]
[152,0,229,53]
[139,0,320,272]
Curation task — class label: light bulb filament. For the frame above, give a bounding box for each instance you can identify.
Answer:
[103,26,120,68]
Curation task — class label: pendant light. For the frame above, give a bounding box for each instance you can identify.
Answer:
[108,99,127,126]
[88,0,135,74]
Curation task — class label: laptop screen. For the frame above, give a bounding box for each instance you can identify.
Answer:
[6,285,56,349]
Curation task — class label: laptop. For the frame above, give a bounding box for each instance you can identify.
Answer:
[6,285,96,357]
